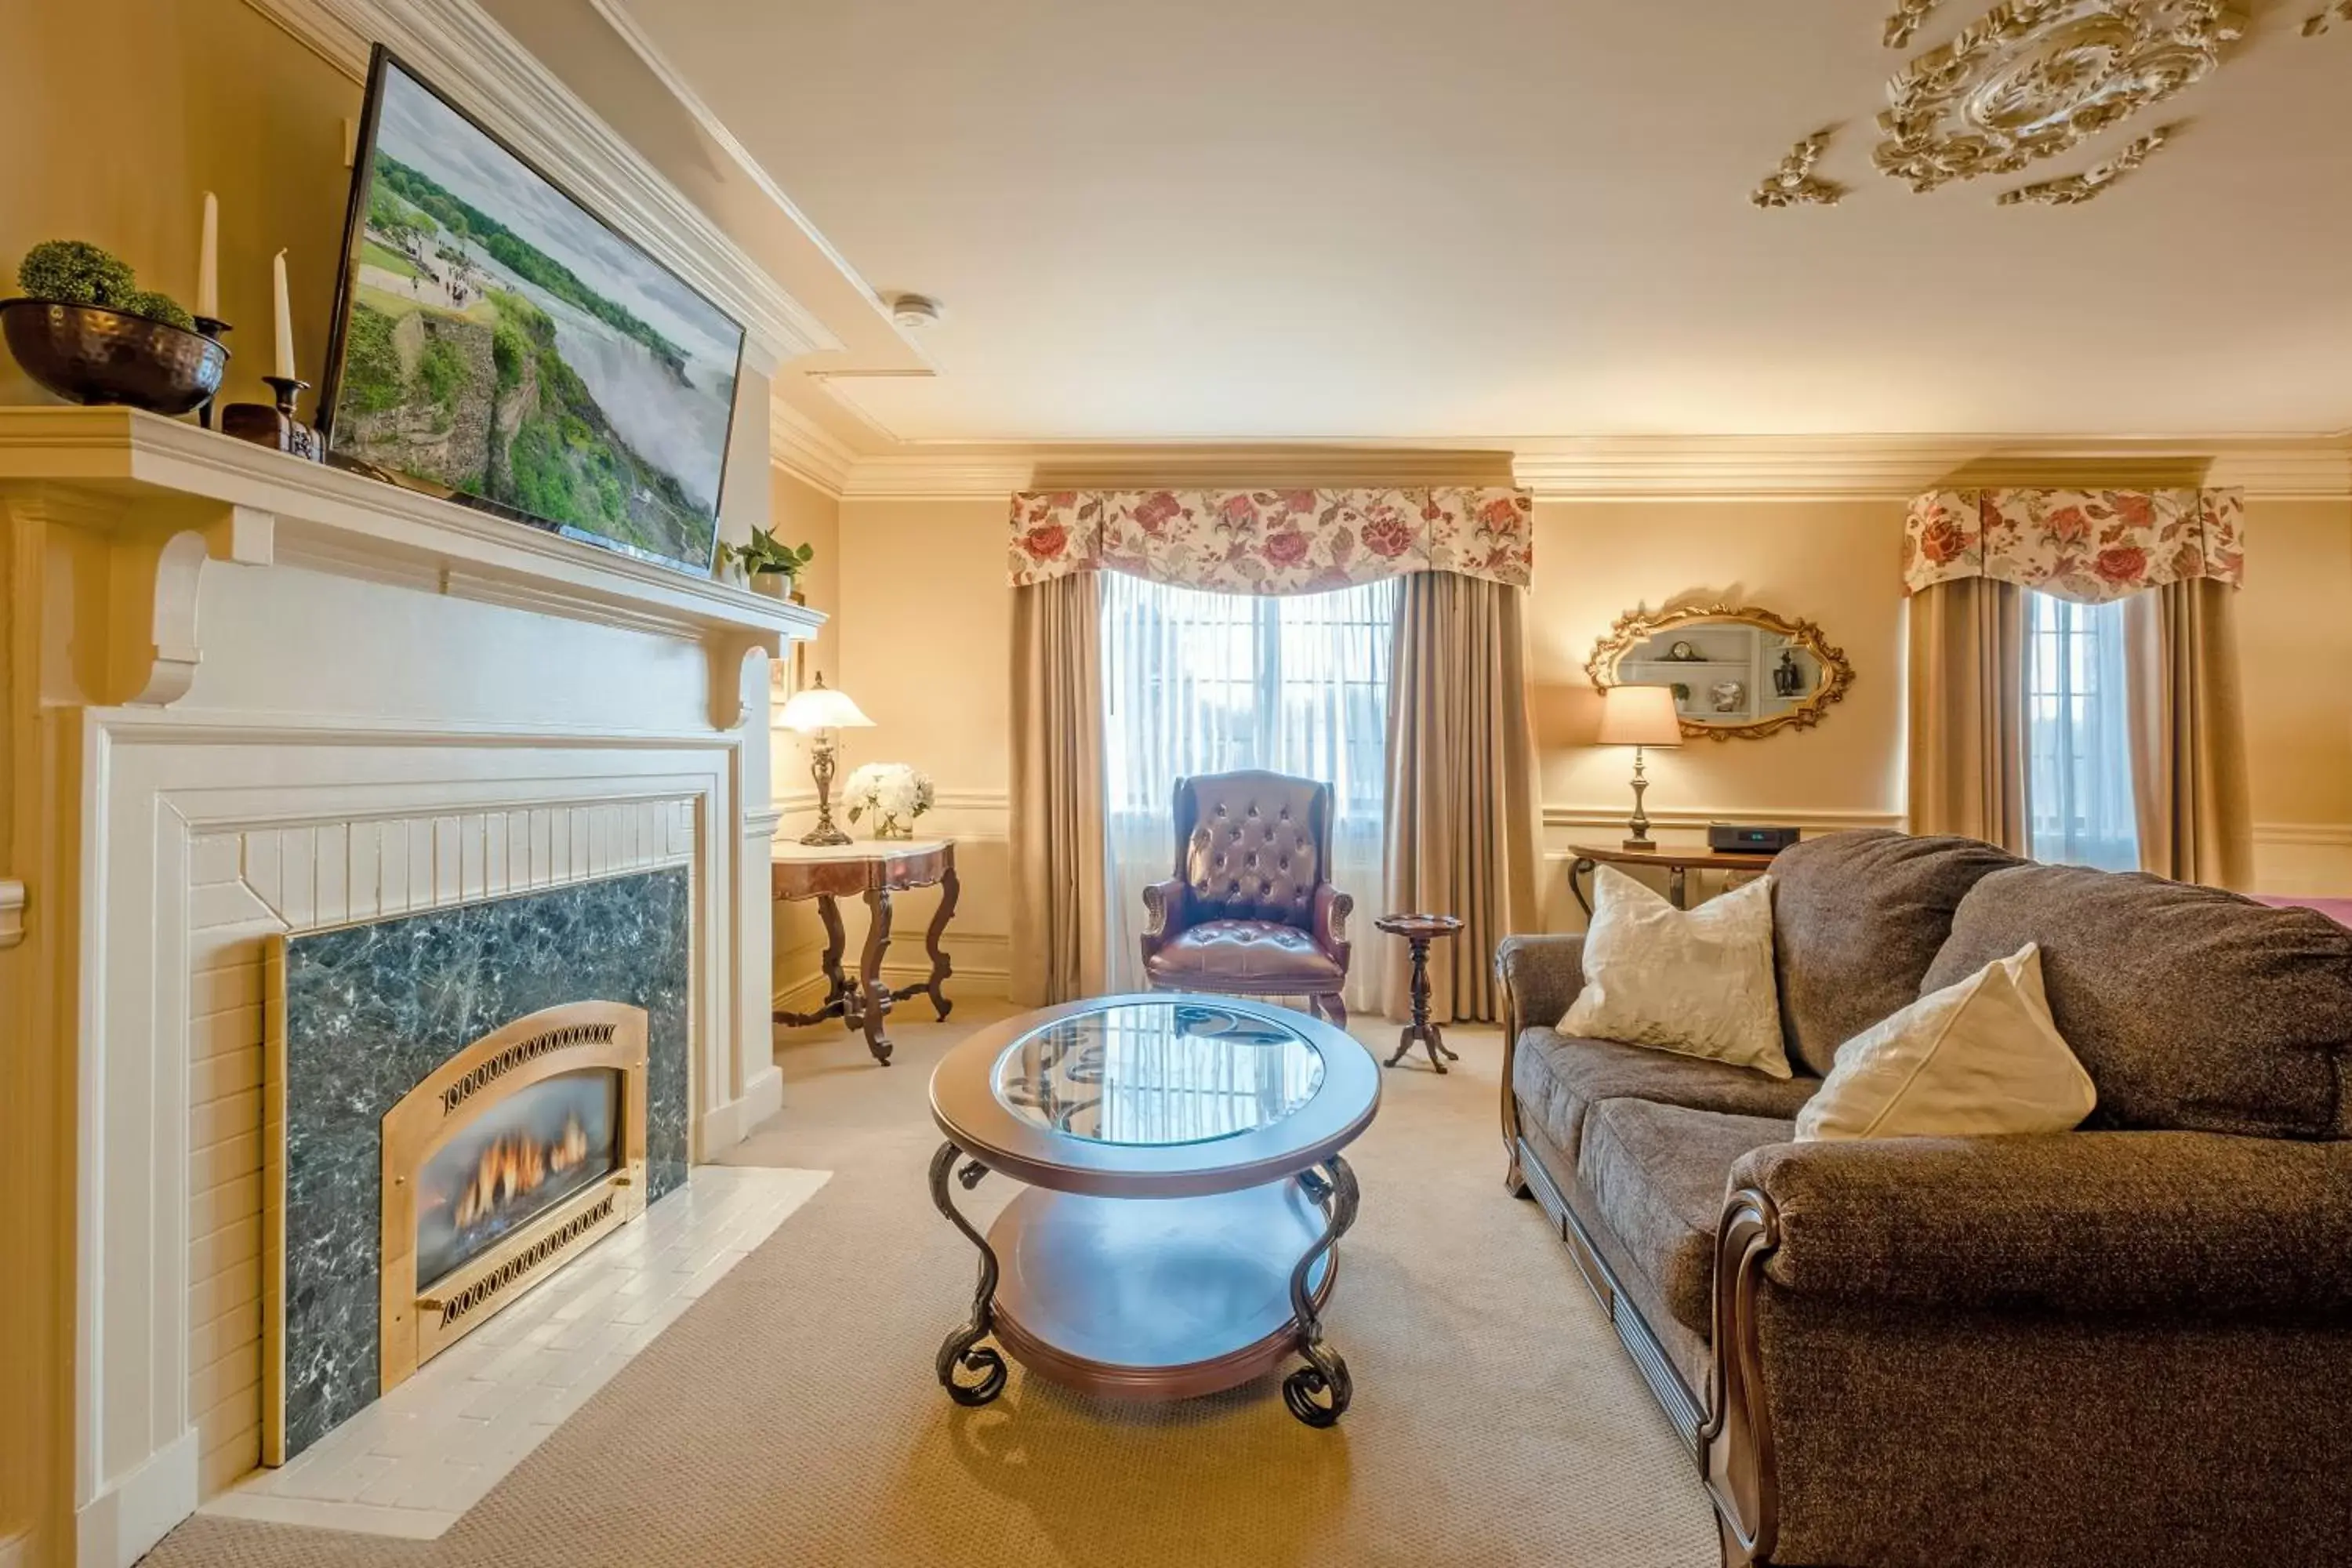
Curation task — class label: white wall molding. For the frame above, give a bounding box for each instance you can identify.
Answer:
[2252,820,2352,848]
[1541,804,1904,834]
[238,0,837,371]
[796,434,2352,503]
[2252,822,2352,898]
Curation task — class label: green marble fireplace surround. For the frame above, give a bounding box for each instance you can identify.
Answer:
[271,868,691,1460]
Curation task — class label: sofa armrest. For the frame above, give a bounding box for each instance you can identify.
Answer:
[1494,933,1586,1031]
[1729,1131,2352,1319]
[1495,935,1586,1188]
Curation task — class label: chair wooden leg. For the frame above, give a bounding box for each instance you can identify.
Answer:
[1318,992,1348,1029]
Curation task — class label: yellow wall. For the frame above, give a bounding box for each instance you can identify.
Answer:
[2237,500,2352,853]
[784,492,2352,992]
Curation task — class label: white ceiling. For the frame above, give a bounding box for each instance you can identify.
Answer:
[597,0,2352,444]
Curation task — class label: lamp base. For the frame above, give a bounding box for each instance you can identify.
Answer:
[1621,837,1658,852]
[798,822,853,848]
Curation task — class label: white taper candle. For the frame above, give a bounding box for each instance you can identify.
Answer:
[197,193,219,319]
[271,249,296,379]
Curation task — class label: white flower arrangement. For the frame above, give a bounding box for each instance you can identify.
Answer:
[843,762,935,840]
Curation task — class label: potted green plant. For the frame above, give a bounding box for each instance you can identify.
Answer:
[720,527,815,600]
[2,240,225,415]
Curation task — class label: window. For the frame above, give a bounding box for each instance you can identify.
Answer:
[2025,590,2139,871]
[1100,571,1396,1008]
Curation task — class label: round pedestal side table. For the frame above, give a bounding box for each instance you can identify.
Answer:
[1375,913,1465,1073]
[926,993,1380,1427]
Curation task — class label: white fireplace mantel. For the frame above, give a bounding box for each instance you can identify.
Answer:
[0,405,820,1568]
[0,407,821,726]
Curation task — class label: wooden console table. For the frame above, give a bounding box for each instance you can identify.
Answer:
[772,838,958,1065]
[1567,843,1780,915]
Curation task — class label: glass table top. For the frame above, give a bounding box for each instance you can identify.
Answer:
[993,1000,1327,1147]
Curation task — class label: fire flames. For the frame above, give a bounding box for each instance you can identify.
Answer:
[451,1112,592,1231]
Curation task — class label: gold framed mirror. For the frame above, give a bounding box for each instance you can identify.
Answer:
[1585,604,1853,741]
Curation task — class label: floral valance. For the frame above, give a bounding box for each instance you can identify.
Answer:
[1007,487,1534,595]
[1904,488,2245,604]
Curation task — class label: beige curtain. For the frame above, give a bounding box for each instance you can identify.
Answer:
[2125,579,2253,889]
[1382,573,1542,1022]
[1906,577,2029,853]
[1009,575,1108,1005]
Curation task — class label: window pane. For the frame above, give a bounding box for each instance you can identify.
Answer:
[2024,590,2139,872]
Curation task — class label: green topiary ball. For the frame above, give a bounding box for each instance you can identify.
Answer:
[119,290,194,332]
[18,239,136,307]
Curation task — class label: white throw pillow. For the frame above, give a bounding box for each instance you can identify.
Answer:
[1561,864,1791,1080]
[1795,942,2096,1142]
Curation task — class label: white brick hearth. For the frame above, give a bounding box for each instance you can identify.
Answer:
[200,1165,828,1539]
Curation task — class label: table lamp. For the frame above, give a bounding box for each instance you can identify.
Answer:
[776,673,875,846]
[1596,684,1682,851]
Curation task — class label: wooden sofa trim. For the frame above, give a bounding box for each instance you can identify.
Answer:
[1500,970,1527,1192]
[1701,1185,1783,1567]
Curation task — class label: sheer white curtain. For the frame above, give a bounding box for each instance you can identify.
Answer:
[2026,589,2140,870]
[1101,570,1396,1013]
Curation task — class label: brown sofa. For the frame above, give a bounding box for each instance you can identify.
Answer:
[1497,830,2352,1568]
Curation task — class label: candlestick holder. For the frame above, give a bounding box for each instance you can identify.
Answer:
[191,318,230,429]
[222,375,324,462]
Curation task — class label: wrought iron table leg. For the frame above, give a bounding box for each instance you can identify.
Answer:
[1570,857,1596,917]
[1284,1156,1360,1428]
[929,1142,1005,1406]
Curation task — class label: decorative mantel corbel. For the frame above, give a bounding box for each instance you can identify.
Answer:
[707,633,779,731]
[4,488,275,708]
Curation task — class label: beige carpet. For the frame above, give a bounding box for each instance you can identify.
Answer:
[149,1001,1716,1568]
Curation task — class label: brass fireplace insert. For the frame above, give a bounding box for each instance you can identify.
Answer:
[377,1000,649,1392]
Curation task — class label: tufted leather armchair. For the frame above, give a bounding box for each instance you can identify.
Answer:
[1139,769,1354,1025]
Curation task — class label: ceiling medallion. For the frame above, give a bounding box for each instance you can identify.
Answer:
[1885,0,1952,47]
[1875,0,2246,193]
[2307,2,2352,34]
[1751,129,1848,208]
[1996,121,2180,203]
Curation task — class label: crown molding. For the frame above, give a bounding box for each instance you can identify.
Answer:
[767,400,860,497]
[1509,434,2352,501]
[786,432,2352,503]
[239,0,838,374]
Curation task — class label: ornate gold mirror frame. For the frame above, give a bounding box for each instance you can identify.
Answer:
[1584,604,1853,742]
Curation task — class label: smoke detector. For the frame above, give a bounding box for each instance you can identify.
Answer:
[887,292,943,329]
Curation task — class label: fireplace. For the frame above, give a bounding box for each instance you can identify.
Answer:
[377,1003,648,1392]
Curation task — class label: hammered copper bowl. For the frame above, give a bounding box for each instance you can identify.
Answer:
[1,298,228,416]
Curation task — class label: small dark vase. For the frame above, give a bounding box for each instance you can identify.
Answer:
[1,298,229,416]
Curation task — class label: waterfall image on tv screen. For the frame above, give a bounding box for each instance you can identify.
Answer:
[321,49,743,574]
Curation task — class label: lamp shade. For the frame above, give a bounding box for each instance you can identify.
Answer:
[1596,684,1682,747]
[776,674,874,733]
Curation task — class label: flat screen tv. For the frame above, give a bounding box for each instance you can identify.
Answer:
[318,46,744,576]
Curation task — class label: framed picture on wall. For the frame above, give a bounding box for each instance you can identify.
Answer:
[317,46,746,577]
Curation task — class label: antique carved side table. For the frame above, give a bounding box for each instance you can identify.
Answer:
[771,837,958,1065]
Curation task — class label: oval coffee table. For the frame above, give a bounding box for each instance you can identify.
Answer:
[927,993,1380,1426]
